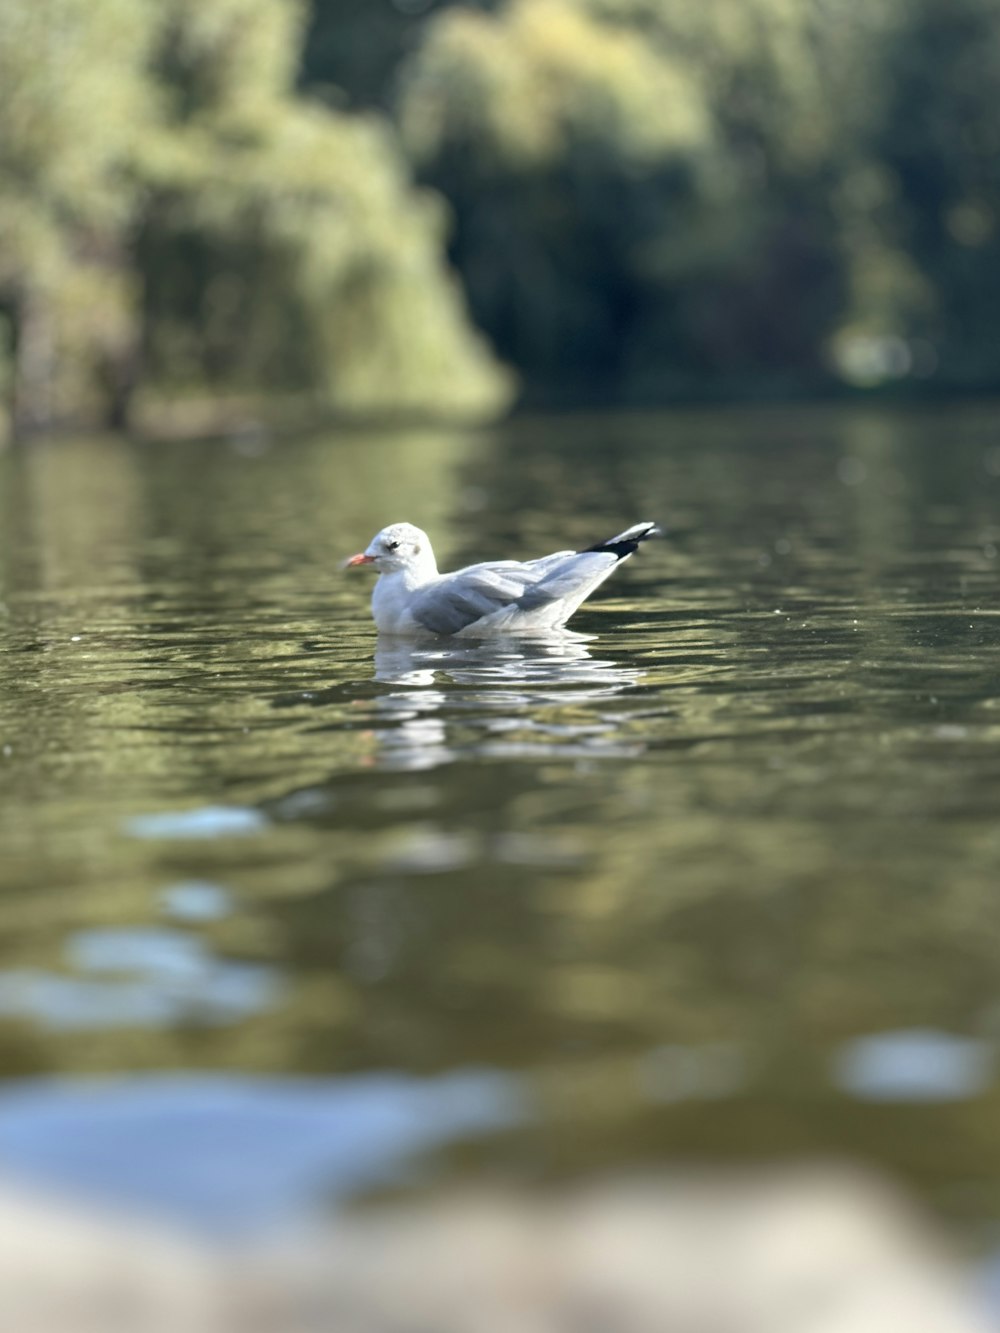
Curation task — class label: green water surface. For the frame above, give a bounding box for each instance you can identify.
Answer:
[2,404,1000,1234]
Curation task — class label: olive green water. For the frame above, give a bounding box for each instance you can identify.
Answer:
[2,405,1000,1236]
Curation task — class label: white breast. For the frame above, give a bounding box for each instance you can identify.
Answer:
[372,572,427,634]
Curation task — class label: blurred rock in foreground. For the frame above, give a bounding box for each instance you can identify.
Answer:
[0,1166,990,1333]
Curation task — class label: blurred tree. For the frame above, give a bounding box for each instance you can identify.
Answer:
[0,0,510,435]
[5,0,1000,428]
[872,0,1000,388]
[398,0,917,403]
[301,0,498,110]
[136,0,510,425]
[0,0,155,431]
[295,0,1000,402]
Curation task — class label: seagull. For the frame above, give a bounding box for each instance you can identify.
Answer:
[345,521,659,636]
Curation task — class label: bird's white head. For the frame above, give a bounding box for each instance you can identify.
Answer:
[344,522,437,576]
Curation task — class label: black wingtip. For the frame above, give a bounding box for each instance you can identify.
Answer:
[582,522,660,560]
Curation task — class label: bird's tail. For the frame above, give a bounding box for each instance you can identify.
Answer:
[582,521,660,560]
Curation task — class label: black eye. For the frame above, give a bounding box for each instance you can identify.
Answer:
[386,540,399,551]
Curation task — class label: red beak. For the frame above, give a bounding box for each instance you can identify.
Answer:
[344,552,376,567]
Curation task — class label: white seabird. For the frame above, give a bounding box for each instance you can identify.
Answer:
[345,521,659,636]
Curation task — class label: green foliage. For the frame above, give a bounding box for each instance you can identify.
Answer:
[300,0,495,110]
[389,0,1000,400]
[0,0,510,434]
[4,0,1000,429]
[137,0,510,419]
[0,0,155,429]
[872,0,1000,387]
[395,0,881,398]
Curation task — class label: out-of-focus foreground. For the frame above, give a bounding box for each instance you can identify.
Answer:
[0,1168,990,1333]
[2,0,999,433]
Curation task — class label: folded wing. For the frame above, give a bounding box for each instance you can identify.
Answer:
[409,552,617,635]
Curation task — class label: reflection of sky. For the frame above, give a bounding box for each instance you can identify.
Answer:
[833,1030,996,1102]
[0,926,275,1029]
[0,1070,527,1233]
[125,806,267,839]
[160,880,232,922]
[637,1031,999,1105]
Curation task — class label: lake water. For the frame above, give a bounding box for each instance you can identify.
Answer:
[2,404,1000,1240]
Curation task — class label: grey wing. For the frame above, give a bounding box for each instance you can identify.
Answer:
[408,552,613,634]
[408,563,533,635]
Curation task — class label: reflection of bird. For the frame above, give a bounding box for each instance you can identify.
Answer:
[345,521,659,636]
[374,629,598,686]
[370,632,645,768]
